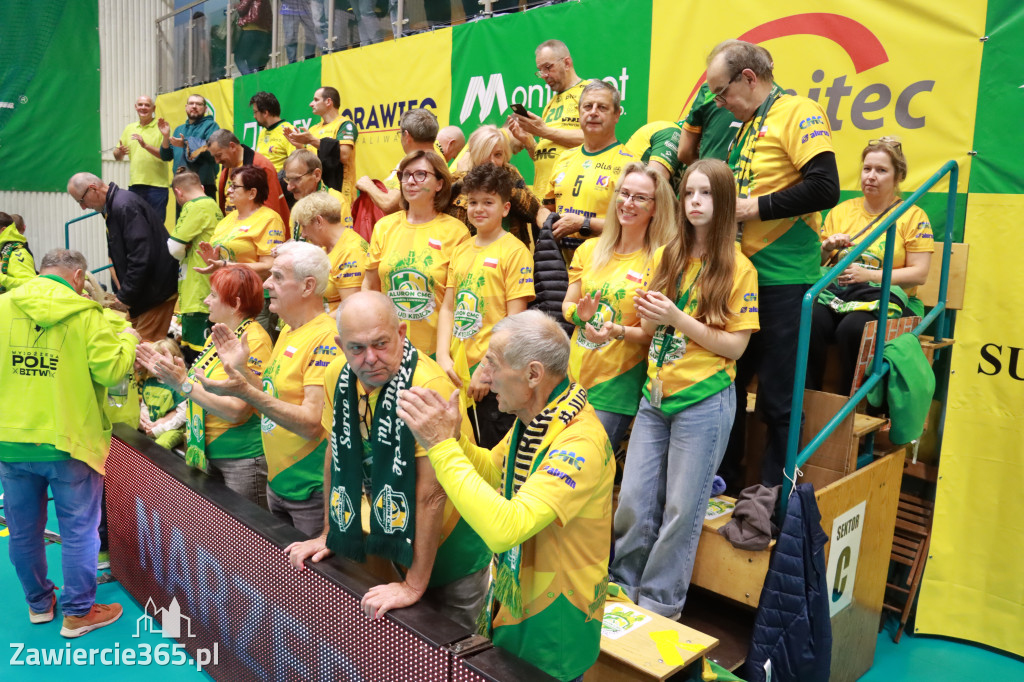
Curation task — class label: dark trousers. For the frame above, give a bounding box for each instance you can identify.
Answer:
[469,390,515,450]
[129,184,169,223]
[720,284,810,489]
[807,304,876,394]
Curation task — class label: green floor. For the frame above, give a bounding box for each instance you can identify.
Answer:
[1,494,1020,681]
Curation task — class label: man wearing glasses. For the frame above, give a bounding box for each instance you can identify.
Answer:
[282,149,352,241]
[509,39,592,197]
[66,173,180,342]
[704,39,840,492]
[207,129,290,230]
[158,94,220,199]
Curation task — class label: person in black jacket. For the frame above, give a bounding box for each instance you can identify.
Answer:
[68,173,179,342]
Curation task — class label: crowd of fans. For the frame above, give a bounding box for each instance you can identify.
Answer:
[0,35,934,681]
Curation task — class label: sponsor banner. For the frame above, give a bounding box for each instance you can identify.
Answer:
[155,78,235,134]
[322,29,452,181]
[967,0,1024,194]
[916,193,1024,657]
[649,0,984,193]
[232,59,323,150]
[450,0,652,185]
[0,0,100,191]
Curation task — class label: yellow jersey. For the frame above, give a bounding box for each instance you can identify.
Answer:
[210,205,285,264]
[255,120,297,171]
[119,119,170,188]
[325,228,369,312]
[547,142,636,241]
[533,78,591,196]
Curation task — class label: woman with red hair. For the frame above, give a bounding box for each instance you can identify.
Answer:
[137,265,273,507]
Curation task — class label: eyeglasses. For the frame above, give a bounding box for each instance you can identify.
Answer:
[400,169,435,184]
[74,185,94,205]
[615,190,654,208]
[535,58,567,78]
[868,137,902,150]
[713,72,743,104]
[284,169,313,185]
[226,182,248,193]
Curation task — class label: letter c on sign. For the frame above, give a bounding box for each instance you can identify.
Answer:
[832,546,852,602]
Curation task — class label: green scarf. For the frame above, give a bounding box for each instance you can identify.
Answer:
[728,84,784,201]
[0,241,25,294]
[477,379,589,635]
[326,337,419,567]
[185,318,256,471]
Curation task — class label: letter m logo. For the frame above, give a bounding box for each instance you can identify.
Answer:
[460,74,507,124]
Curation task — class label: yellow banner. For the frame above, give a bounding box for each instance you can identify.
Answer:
[915,193,1024,657]
[154,78,235,132]
[649,0,984,193]
[321,30,453,181]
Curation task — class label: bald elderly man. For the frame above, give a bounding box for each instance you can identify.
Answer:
[114,95,171,218]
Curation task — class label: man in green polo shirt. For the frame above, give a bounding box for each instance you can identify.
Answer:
[168,171,224,362]
[115,95,171,220]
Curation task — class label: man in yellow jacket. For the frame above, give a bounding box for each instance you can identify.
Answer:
[0,249,140,638]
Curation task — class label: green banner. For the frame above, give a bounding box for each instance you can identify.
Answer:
[0,0,100,191]
[967,0,1023,194]
[449,0,652,184]
[232,58,323,150]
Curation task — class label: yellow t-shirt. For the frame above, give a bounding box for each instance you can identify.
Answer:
[533,78,591,196]
[261,313,339,499]
[567,239,653,415]
[733,93,835,286]
[367,212,471,356]
[308,115,357,149]
[645,247,760,415]
[119,119,170,188]
[547,142,636,240]
[187,320,274,445]
[321,353,488,587]
[820,197,933,299]
[325,228,369,312]
[447,232,535,370]
[255,120,297,172]
[211,205,286,264]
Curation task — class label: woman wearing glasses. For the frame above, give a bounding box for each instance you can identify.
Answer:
[136,265,273,507]
[561,163,674,446]
[808,137,933,392]
[364,150,470,357]
[610,159,759,619]
[447,125,550,248]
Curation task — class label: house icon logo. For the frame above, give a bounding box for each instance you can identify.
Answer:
[134,597,195,639]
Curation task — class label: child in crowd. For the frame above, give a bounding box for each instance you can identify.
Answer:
[436,163,535,447]
[139,339,188,449]
[609,159,760,619]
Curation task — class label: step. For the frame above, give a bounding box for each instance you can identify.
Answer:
[691,496,774,608]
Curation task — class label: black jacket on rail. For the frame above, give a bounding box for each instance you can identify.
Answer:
[529,214,574,338]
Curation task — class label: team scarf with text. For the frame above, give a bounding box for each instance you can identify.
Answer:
[326,338,419,567]
[728,84,784,200]
[477,379,588,635]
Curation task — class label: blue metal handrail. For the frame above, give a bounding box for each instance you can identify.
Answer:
[781,160,960,513]
[64,211,113,275]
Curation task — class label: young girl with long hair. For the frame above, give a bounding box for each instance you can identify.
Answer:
[609,159,760,619]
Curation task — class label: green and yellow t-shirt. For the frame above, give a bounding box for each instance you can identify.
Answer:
[732,93,834,286]
[142,378,186,422]
[262,313,339,500]
[119,119,170,188]
[256,120,298,172]
[645,246,760,415]
[547,142,636,240]
[367,212,471,357]
[533,79,591,197]
[321,354,490,587]
[447,232,535,371]
[682,82,739,162]
[820,197,933,303]
[487,403,614,681]
[170,195,223,314]
[325,228,369,312]
[625,120,682,181]
[568,239,652,416]
[210,205,286,265]
[187,319,274,459]
[308,115,357,149]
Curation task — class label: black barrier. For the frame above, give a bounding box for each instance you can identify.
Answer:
[106,426,555,682]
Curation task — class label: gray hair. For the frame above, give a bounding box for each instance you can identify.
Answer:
[208,129,240,147]
[581,79,621,114]
[535,39,570,59]
[492,310,569,376]
[285,149,321,173]
[707,39,774,81]
[275,240,329,296]
[400,108,439,143]
[40,249,88,273]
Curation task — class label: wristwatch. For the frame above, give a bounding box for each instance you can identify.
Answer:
[180,380,194,395]
[615,325,626,341]
[579,215,593,238]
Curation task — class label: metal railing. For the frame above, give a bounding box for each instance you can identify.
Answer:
[65,212,114,275]
[781,160,960,514]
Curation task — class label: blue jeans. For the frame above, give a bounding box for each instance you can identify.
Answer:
[609,385,736,618]
[0,459,104,617]
[128,184,169,223]
[595,409,634,452]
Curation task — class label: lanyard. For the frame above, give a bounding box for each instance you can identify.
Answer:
[654,262,704,369]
